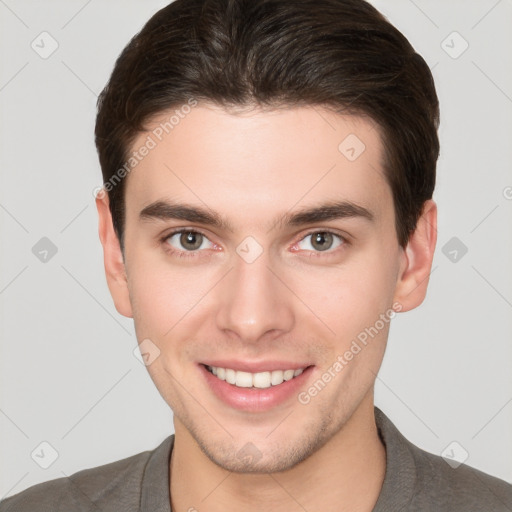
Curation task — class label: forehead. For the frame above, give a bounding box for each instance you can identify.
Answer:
[124,103,391,230]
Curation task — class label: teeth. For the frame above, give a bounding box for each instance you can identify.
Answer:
[225,368,236,385]
[207,365,306,388]
[236,371,253,388]
[253,372,272,389]
[271,370,284,386]
[283,369,295,381]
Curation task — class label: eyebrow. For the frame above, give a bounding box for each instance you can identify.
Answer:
[139,199,375,231]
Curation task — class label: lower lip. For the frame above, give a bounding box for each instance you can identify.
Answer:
[199,364,314,412]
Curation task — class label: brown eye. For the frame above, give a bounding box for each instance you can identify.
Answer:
[180,231,203,250]
[311,232,334,251]
[164,230,213,252]
[297,231,344,253]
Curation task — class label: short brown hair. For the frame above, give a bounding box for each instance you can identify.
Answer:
[95,0,439,251]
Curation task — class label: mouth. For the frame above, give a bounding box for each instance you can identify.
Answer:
[204,364,307,389]
[199,362,314,411]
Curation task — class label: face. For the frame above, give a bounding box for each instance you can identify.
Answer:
[98,103,431,474]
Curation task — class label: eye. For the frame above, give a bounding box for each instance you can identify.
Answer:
[163,230,215,254]
[295,231,345,253]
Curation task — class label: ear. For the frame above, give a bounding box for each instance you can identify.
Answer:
[96,191,133,318]
[393,199,437,312]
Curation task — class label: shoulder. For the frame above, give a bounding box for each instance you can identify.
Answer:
[409,442,512,510]
[374,407,512,511]
[0,437,172,512]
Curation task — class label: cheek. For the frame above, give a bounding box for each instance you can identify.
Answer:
[292,257,397,342]
[126,250,219,341]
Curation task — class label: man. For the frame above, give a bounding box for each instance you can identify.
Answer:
[2,0,511,510]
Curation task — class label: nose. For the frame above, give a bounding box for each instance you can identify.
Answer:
[215,249,295,344]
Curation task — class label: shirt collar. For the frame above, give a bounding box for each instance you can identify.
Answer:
[372,406,417,511]
[140,434,173,512]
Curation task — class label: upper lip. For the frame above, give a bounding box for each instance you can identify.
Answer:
[201,360,312,373]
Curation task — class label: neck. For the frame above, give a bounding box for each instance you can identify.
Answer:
[169,394,386,512]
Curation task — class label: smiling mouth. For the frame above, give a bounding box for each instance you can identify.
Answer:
[204,364,309,389]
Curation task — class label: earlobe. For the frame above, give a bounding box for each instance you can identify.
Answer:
[393,199,437,312]
[95,192,133,318]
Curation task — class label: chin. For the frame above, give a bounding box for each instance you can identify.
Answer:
[192,413,338,474]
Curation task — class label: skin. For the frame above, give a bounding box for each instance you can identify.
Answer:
[96,103,437,512]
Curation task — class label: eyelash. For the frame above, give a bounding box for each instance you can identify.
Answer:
[160,228,349,259]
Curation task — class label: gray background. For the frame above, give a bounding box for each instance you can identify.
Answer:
[1,0,511,498]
